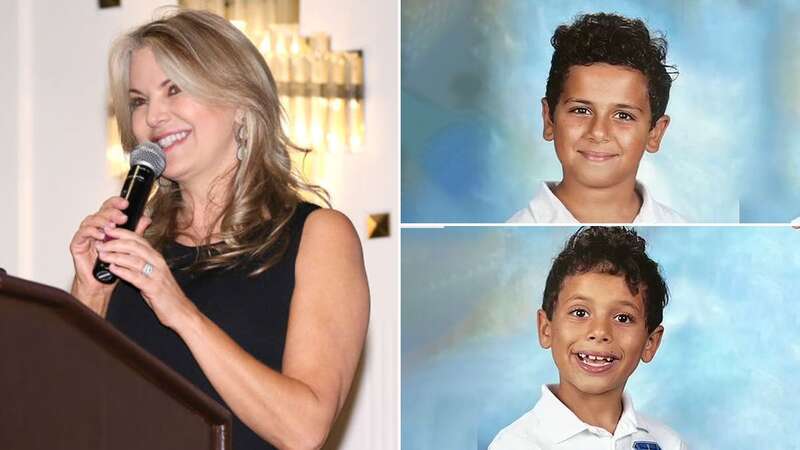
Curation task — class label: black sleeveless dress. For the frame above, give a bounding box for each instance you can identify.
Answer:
[107,202,320,450]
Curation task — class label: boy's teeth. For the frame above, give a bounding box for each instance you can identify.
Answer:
[578,353,614,363]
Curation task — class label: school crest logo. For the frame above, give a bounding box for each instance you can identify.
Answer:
[632,442,662,450]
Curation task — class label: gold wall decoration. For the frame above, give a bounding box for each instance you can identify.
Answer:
[367,213,390,239]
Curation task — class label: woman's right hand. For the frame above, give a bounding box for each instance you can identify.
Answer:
[69,196,151,315]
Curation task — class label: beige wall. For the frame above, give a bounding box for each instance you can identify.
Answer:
[0,1,20,276]
[1,0,174,285]
[300,1,399,448]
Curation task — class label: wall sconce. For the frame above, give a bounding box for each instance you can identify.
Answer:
[106,0,364,183]
[182,0,365,154]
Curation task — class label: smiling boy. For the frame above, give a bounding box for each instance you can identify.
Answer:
[508,13,685,223]
[489,227,687,450]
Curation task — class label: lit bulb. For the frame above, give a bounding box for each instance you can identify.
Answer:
[259,34,273,55]
[230,19,247,33]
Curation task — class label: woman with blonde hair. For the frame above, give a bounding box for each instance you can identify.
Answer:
[69,8,369,450]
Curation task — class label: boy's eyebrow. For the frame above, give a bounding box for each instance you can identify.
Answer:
[564,97,645,112]
[563,295,643,313]
[129,78,172,95]
[614,103,644,112]
[563,294,594,304]
[563,97,593,106]
[614,299,643,313]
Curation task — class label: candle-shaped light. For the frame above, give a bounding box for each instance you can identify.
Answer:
[260,27,274,62]
[327,54,347,153]
[290,39,311,148]
[209,0,225,16]
[310,33,331,152]
[230,0,248,33]
[247,0,266,44]
[272,28,292,132]
[182,0,202,10]
[345,51,364,152]
[275,0,299,24]
[263,0,277,25]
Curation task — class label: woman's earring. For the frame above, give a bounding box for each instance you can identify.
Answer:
[157,177,174,189]
[236,123,248,161]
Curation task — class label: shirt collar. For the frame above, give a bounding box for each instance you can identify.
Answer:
[527,182,579,223]
[632,181,655,224]
[618,391,647,436]
[533,385,647,444]
[529,181,655,224]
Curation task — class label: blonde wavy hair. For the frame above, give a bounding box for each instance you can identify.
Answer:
[108,7,328,274]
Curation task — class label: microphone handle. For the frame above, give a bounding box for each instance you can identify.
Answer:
[92,164,157,284]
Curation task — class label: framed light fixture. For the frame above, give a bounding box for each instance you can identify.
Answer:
[183,0,365,154]
[108,0,366,184]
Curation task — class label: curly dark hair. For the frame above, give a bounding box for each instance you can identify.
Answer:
[542,227,668,333]
[545,13,678,128]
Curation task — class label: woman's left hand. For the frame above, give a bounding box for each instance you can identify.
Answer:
[96,227,197,330]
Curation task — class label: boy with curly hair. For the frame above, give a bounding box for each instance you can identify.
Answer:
[489,227,687,449]
[508,13,685,223]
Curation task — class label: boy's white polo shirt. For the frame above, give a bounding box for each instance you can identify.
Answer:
[507,181,687,224]
[489,385,687,450]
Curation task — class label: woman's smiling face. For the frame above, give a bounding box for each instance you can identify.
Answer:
[128,46,239,186]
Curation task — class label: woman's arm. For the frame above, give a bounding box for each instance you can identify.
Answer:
[101,209,369,450]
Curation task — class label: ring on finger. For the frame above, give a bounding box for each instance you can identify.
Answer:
[142,262,154,277]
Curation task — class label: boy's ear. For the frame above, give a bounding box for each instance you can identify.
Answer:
[537,309,553,349]
[645,115,670,154]
[641,325,664,363]
[541,98,555,142]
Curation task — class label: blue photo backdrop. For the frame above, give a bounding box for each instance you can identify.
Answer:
[402,226,800,449]
[402,0,800,222]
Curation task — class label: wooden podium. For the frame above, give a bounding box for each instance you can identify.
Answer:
[0,269,232,450]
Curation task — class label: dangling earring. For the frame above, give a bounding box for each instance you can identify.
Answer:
[236,123,248,161]
[157,177,175,189]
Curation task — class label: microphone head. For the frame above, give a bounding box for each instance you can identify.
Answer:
[130,142,167,177]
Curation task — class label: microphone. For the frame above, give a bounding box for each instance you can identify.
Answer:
[93,142,166,284]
